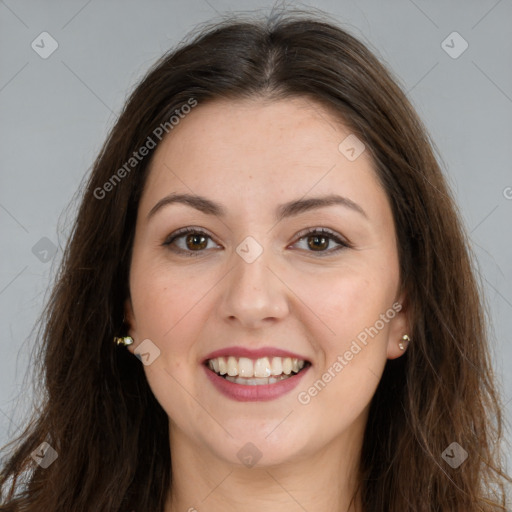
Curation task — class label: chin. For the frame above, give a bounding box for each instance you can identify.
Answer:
[200,423,314,468]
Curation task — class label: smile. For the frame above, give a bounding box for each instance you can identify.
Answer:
[207,356,308,385]
[203,354,311,401]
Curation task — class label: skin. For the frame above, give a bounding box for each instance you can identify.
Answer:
[124,96,409,512]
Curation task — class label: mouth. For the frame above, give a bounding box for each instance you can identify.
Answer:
[204,356,311,386]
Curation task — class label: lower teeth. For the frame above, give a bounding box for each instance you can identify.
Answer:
[221,372,298,386]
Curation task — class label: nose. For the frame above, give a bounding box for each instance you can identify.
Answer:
[217,247,290,329]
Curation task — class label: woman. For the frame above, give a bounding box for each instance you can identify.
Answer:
[0,8,510,512]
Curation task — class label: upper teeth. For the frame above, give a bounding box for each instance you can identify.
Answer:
[207,356,306,378]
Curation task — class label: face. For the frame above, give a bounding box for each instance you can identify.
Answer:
[124,97,408,467]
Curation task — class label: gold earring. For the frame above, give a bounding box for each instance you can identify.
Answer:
[114,336,134,347]
[398,334,410,350]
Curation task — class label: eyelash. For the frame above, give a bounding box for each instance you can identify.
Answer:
[162,226,351,258]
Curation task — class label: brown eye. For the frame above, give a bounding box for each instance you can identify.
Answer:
[293,228,350,256]
[184,233,208,251]
[163,228,219,257]
[163,226,350,258]
[307,233,330,251]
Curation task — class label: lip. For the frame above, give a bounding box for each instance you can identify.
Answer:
[202,346,310,364]
[203,363,310,402]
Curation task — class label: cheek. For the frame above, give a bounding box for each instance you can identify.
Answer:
[298,263,397,347]
[301,263,397,415]
[130,253,205,333]
[129,258,202,369]
[130,261,210,425]
[293,273,392,433]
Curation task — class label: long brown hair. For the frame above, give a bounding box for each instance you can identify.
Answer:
[1,7,510,511]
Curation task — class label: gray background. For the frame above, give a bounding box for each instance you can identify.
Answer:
[1,0,511,473]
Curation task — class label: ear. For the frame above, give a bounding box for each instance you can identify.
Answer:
[123,297,137,355]
[386,291,411,360]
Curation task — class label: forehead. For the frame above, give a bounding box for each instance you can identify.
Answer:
[139,97,389,223]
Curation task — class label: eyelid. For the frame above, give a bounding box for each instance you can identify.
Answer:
[162,226,352,256]
[163,226,216,244]
[293,226,352,249]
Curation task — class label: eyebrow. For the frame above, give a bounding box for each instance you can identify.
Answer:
[146,192,368,222]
